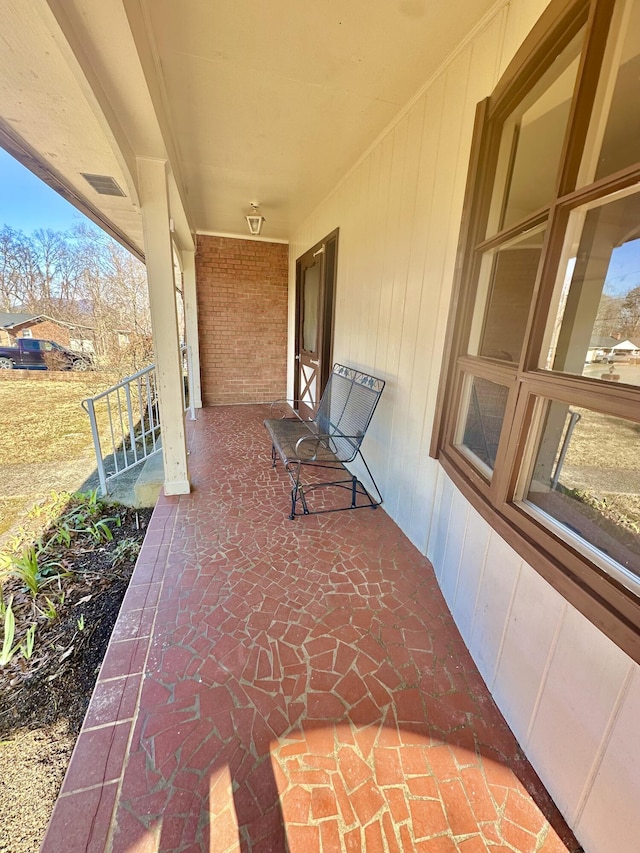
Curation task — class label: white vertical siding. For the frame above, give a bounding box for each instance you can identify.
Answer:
[289,1,640,850]
[575,667,640,853]
[432,467,640,853]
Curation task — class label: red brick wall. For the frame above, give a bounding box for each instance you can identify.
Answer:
[196,236,289,405]
[17,321,71,347]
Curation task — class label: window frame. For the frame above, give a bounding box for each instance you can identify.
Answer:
[432,0,640,663]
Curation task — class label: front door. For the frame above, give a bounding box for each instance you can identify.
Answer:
[294,230,338,420]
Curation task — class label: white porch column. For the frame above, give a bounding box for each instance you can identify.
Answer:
[181,248,203,409]
[137,156,190,495]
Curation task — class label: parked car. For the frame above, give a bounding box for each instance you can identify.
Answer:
[606,352,631,363]
[0,338,93,371]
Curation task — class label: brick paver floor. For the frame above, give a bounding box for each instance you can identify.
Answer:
[41,405,581,853]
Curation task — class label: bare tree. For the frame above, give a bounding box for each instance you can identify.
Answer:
[0,226,32,310]
[593,292,624,338]
[619,285,640,340]
[0,221,151,370]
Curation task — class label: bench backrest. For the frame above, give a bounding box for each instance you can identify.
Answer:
[314,364,385,462]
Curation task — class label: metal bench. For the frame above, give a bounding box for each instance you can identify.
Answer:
[264,363,385,519]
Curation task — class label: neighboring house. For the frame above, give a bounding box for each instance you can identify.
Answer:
[586,336,640,362]
[1,1,639,851]
[0,312,95,352]
[586,334,620,362]
[612,338,640,357]
[0,312,37,347]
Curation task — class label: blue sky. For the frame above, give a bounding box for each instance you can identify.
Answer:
[0,147,84,234]
[605,239,640,297]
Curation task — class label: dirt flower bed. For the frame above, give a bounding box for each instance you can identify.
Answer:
[0,491,152,853]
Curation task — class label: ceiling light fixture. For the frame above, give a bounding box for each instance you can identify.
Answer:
[245,202,265,236]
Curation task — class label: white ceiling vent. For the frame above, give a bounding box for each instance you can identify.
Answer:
[81,173,126,197]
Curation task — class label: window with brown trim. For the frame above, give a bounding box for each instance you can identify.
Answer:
[433,0,640,662]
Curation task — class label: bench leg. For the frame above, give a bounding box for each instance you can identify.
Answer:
[271,444,277,468]
[358,452,383,510]
[289,462,310,519]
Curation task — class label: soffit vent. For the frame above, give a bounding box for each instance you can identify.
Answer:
[81,173,126,197]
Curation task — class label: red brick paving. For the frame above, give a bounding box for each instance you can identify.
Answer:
[41,405,582,852]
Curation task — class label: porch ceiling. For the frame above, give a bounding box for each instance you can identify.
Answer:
[0,0,497,251]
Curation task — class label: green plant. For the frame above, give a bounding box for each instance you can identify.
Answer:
[11,546,41,597]
[21,624,36,660]
[110,536,142,567]
[27,500,53,521]
[10,544,66,598]
[39,596,60,621]
[86,517,119,544]
[0,598,20,666]
[40,492,121,546]
[1,530,28,561]
[0,550,13,575]
[84,488,103,515]
[76,614,85,632]
[49,523,73,548]
[66,489,106,523]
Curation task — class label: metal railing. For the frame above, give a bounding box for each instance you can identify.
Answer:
[82,346,195,496]
[551,409,582,490]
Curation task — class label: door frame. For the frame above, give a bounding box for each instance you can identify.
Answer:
[294,228,338,412]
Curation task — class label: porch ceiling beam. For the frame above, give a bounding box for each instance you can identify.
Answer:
[122,0,193,241]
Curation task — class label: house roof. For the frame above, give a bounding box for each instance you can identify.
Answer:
[0,312,95,332]
[0,312,40,329]
[612,339,640,350]
[589,335,620,349]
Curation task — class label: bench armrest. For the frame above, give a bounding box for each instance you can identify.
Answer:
[294,431,362,461]
[269,398,316,420]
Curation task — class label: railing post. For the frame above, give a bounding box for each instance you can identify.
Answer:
[185,345,196,421]
[180,346,187,414]
[125,382,138,464]
[82,397,108,497]
[146,371,158,452]
[551,410,582,490]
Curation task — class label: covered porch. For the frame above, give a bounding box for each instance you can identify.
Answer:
[41,406,577,852]
[2,1,640,850]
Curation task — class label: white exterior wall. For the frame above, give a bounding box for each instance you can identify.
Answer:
[289,1,640,850]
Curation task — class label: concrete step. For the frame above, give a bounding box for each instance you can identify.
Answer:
[133,452,164,507]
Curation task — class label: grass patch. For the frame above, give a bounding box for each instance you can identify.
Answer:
[0,380,113,465]
[565,407,640,472]
[0,378,118,543]
[0,498,26,539]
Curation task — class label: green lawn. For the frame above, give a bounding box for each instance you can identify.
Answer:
[0,376,117,541]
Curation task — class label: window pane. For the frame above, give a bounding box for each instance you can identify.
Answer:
[543,189,640,387]
[456,376,509,476]
[582,0,640,183]
[523,400,640,585]
[471,225,545,364]
[486,30,583,236]
[302,263,320,352]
